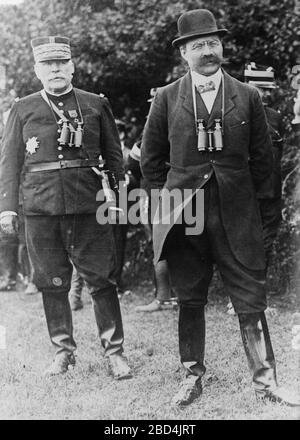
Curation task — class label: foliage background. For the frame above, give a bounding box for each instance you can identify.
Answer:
[0,0,299,294]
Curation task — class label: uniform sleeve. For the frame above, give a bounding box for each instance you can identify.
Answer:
[99,98,125,182]
[248,89,273,190]
[140,90,170,190]
[0,103,25,213]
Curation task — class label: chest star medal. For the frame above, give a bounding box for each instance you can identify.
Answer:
[26,137,40,155]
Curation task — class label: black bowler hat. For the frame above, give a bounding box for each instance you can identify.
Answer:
[172,9,228,48]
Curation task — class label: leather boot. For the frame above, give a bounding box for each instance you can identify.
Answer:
[69,269,84,311]
[92,287,132,380]
[42,291,77,375]
[239,312,300,407]
[43,351,76,376]
[172,305,206,406]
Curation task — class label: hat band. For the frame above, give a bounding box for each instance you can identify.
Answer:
[248,81,276,88]
[33,43,71,62]
[244,70,274,79]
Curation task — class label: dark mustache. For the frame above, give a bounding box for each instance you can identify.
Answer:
[200,55,225,64]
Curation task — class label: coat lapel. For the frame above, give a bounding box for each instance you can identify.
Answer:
[179,72,195,117]
[222,71,237,117]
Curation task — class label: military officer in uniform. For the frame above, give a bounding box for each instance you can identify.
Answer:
[0,36,132,380]
[141,9,300,406]
[244,63,284,266]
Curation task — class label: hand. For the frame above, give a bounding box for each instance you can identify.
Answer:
[0,214,18,235]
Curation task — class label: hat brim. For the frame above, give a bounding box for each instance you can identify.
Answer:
[248,81,277,89]
[172,29,228,48]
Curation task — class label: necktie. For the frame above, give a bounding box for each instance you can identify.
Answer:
[197,80,216,94]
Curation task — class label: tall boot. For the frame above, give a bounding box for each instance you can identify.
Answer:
[92,287,132,380]
[42,291,77,375]
[239,312,300,406]
[69,268,84,311]
[172,304,206,406]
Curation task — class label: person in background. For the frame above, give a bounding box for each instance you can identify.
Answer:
[227,62,284,315]
[130,139,176,313]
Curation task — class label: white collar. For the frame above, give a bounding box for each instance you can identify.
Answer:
[191,69,222,89]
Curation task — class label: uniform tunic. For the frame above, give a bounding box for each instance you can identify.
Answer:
[0,88,124,293]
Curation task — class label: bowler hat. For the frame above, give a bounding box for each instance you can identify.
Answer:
[172,9,228,48]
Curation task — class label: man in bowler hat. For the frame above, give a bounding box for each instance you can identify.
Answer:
[141,9,300,406]
[0,36,132,379]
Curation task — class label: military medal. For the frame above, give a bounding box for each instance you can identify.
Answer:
[68,109,78,118]
[26,136,40,154]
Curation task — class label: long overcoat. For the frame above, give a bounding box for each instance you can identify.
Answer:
[141,71,273,270]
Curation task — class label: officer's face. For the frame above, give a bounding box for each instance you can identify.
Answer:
[180,35,223,76]
[253,85,272,105]
[34,59,74,94]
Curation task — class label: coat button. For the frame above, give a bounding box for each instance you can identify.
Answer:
[204,174,209,179]
[58,102,63,107]
[58,146,62,151]
[58,154,64,159]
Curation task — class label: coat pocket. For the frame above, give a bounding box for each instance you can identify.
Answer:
[228,119,249,129]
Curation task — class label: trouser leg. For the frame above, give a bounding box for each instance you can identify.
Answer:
[66,215,131,379]
[259,198,282,269]
[69,265,84,310]
[112,224,128,289]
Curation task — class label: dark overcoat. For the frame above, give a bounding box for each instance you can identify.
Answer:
[141,71,273,270]
[0,88,124,215]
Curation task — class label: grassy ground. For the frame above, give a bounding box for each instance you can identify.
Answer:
[0,281,299,420]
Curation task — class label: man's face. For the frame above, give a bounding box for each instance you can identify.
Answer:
[253,85,272,105]
[180,35,223,76]
[34,59,74,94]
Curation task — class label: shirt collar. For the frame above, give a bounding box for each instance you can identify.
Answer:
[191,68,222,89]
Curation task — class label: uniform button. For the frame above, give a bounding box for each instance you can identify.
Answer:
[58,154,64,159]
[58,102,63,107]
[204,174,209,179]
[58,146,62,151]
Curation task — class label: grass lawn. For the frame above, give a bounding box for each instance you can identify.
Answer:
[0,281,299,420]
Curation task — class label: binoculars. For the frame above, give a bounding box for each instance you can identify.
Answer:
[57,120,83,148]
[197,119,223,152]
